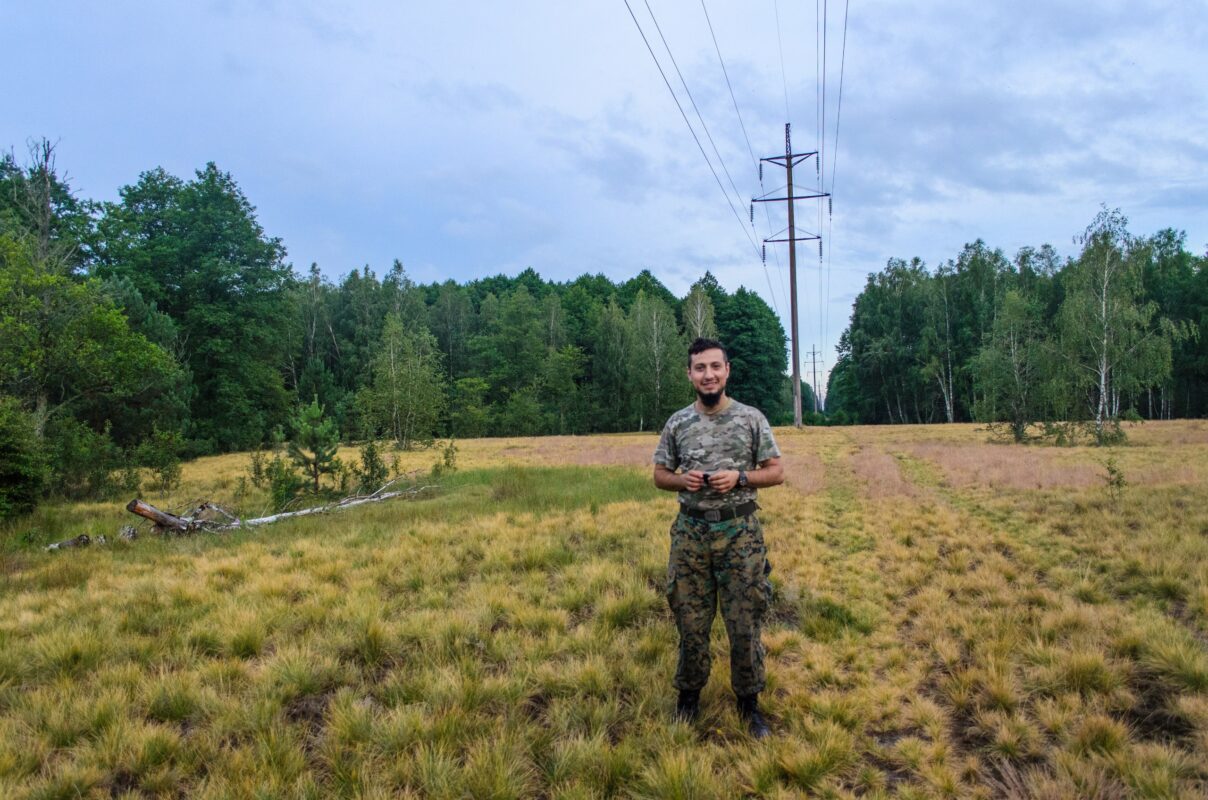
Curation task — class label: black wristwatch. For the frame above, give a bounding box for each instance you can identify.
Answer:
[738,470,748,487]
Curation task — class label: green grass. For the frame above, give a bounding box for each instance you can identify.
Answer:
[2,427,1208,798]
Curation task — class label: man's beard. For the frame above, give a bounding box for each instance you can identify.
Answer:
[697,388,723,407]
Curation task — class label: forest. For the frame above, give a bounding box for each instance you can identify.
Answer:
[3,141,1206,519]
[0,142,799,517]
[826,212,1207,437]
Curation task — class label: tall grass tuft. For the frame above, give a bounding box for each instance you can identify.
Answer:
[635,750,723,800]
[1142,628,1208,692]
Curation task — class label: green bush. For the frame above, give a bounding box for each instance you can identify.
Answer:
[136,427,184,494]
[265,455,307,511]
[431,439,458,478]
[44,417,138,500]
[248,429,309,511]
[0,396,45,519]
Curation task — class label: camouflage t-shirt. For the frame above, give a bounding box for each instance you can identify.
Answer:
[653,398,781,511]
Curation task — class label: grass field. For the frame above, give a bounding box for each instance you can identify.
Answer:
[2,421,1208,798]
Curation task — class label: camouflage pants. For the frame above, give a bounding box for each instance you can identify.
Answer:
[665,511,771,696]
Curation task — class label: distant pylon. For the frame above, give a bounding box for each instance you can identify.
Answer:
[753,124,829,428]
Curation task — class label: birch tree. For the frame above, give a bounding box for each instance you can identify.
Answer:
[682,284,718,340]
[591,298,631,431]
[359,314,445,450]
[922,265,957,423]
[627,290,685,431]
[1058,209,1181,444]
[973,289,1045,441]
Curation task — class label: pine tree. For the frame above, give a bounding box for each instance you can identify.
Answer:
[288,397,340,493]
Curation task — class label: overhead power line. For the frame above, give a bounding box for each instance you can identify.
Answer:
[695,0,787,314]
[823,0,850,369]
[829,0,850,196]
[700,0,757,166]
[621,0,764,265]
[624,0,783,315]
[773,0,791,122]
[641,0,749,220]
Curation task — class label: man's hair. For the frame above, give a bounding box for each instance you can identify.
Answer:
[687,337,729,365]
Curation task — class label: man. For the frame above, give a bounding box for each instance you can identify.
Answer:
[652,337,784,739]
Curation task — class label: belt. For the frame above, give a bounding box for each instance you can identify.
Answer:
[679,500,757,523]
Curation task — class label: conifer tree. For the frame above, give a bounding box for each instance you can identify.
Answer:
[288,397,340,493]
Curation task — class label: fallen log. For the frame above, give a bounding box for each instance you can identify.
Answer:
[126,499,194,533]
[233,486,429,527]
[123,477,435,535]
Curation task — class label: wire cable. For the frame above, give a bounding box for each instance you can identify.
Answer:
[773,0,791,122]
[815,0,823,179]
[828,0,850,197]
[822,0,850,389]
[822,0,828,193]
[638,0,782,314]
[642,0,750,221]
[814,0,825,384]
[621,0,771,301]
[700,0,792,316]
[700,0,758,167]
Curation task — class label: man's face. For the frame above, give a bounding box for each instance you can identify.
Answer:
[688,348,730,404]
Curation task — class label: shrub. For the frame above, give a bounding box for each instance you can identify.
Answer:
[1102,454,1127,502]
[431,440,458,478]
[0,396,44,519]
[136,426,183,494]
[248,447,268,488]
[44,417,137,500]
[265,455,307,511]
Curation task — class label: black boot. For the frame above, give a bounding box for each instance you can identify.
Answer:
[675,689,700,723]
[736,693,770,739]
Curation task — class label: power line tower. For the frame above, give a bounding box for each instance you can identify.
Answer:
[753,123,829,428]
[806,345,823,414]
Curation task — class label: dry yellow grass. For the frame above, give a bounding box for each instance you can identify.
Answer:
[2,421,1207,798]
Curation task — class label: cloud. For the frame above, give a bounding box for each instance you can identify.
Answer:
[411,78,528,117]
[4,0,1205,366]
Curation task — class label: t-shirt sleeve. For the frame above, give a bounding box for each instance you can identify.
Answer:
[653,419,679,469]
[753,412,781,463]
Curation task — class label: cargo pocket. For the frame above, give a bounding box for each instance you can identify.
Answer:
[747,557,772,622]
[666,520,684,614]
[665,565,680,614]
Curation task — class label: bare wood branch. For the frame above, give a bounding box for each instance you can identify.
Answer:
[120,480,436,539]
[126,499,194,533]
[228,484,435,529]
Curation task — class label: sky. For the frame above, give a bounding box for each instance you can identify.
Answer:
[5,0,1207,391]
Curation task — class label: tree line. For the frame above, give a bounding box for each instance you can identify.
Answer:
[0,142,802,517]
[826,210,1206,442]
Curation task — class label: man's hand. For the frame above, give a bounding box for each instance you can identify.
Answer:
[655,464,710,492]
[706,470,740,493]
[681,470,707,491]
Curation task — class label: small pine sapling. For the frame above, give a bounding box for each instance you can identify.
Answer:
[431,439,458,478]
[288,397,341,494]
[1102,454,1127,502]
[354,438,389,494]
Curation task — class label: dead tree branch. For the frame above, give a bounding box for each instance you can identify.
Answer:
[123,480,435,535]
